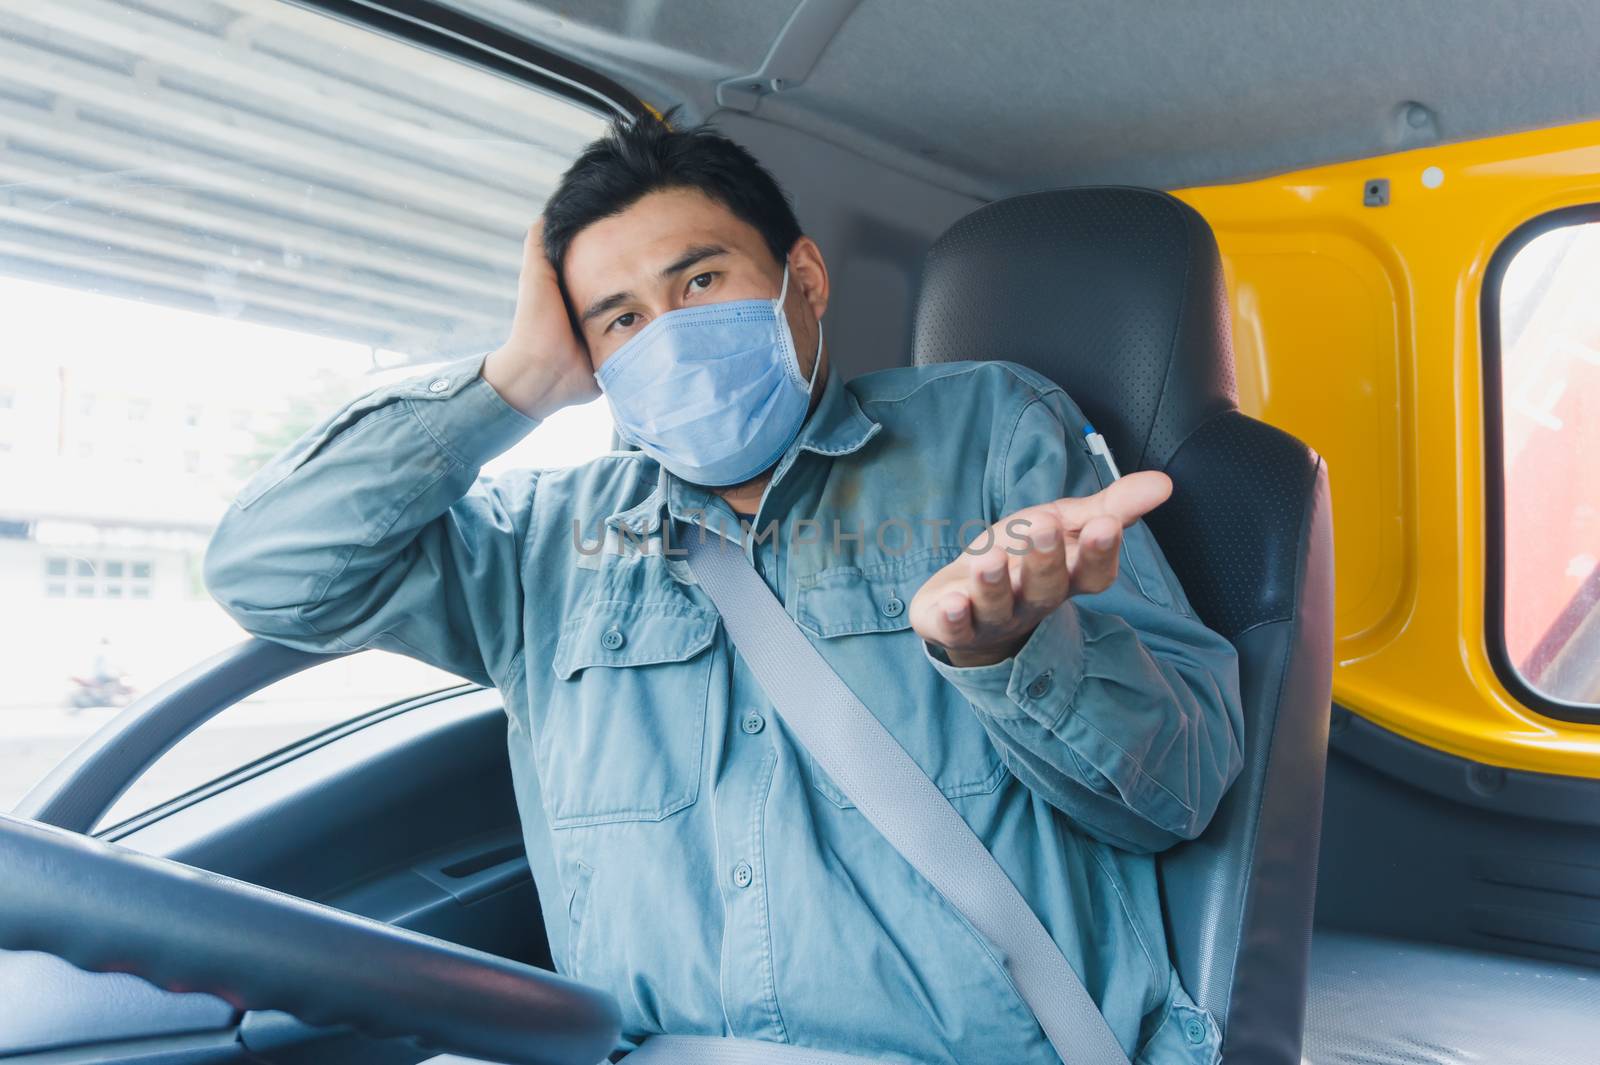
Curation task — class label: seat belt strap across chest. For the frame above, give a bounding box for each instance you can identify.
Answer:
[624,1033,912,1064]
[674,531,1133,1065]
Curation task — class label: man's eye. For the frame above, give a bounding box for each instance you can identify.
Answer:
[610,312,638,332]
[688,272,715,293]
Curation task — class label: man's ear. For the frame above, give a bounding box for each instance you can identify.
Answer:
[788,234,830,321]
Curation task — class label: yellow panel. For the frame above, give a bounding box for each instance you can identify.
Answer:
[1219,235,1407,645]
[1176,121,1600,778]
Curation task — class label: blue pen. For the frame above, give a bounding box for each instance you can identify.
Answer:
[1083,424,1123,481]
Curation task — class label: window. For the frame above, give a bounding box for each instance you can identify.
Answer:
[0,388,13,454]
[0,0,616,816]
[1485,207,1600,716]
[41,555,156,599]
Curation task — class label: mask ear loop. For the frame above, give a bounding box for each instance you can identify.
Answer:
[775,256,822,396]
[802,316,824,397]
[775,257,791,308]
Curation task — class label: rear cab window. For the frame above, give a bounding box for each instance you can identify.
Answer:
[1484,207,1600,716]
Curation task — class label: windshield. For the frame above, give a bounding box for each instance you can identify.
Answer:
[0,0,613,812]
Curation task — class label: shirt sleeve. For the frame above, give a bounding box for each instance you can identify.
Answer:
[923,383,1245,854]
[201,350,541,689]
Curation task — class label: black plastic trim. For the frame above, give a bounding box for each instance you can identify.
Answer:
[0,1027,246,1064]
[283,0,651,122]
[1480,202,1600,726]
[1329,703,1600,826]
[97,680,477,841]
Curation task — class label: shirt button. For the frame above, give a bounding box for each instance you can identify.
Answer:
[1183,1016,1208,1045]
[882,595,905,618]
[1025,670,1053,699]
[731,861,753,889]
[741,711,766,734]
[600,626,625,651]
[427,377,450,393]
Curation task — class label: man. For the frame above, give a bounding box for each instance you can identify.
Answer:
[203,107,1242,1064]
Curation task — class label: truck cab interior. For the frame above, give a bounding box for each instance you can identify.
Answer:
[2,3,1598,1064]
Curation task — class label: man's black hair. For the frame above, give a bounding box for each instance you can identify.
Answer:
[540,104,803,286]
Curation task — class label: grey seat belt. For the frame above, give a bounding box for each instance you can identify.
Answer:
[625,1034,906,1064]
[645,530,1133,1065]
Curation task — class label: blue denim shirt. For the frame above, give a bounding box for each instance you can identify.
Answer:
[203,351,1243,1064]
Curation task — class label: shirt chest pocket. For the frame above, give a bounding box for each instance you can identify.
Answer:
[543,600,719,829]
[791,547,1008,810]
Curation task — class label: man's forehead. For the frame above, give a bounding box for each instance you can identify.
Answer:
[563,188,762,300]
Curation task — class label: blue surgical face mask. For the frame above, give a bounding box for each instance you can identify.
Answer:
[594,258,823,487]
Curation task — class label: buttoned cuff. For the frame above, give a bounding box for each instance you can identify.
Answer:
[404,351,542,467]
[923,601,1086,728]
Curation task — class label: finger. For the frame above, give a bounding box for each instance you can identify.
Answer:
[1052,470,1173,530]
[1070,515,1123,595]
[1099,470,1172,526]
[1016,519,1069,612]
[930,590,975,647]
[966,544,1015,628]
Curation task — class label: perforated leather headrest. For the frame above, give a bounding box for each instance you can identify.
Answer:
[913,186,1239,473]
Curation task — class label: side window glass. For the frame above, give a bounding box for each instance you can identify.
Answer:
[1489,212,1600,710]
[0,0,615,815]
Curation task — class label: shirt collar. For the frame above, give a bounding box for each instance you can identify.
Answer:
[605,366,881,538]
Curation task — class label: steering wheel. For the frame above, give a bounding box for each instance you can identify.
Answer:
[0,813,620,1065]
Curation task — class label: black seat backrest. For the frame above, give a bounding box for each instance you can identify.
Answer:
[913,186,1335,1065]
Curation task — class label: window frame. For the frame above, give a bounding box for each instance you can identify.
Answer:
[293,0,652,124]
[96,677,479,838]
[1481,202,1600,726]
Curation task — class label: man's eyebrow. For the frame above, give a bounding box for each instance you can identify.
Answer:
[578,243,730,326]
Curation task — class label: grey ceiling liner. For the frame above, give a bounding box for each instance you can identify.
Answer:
[456,0,1600,197]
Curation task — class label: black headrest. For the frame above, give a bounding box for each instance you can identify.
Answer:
[913,186,1238,473]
